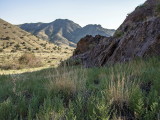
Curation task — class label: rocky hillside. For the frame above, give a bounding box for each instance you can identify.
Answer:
[0,18,59,53]
[73,0,160,67]
[19,19,115,47]
[73,35,107,56]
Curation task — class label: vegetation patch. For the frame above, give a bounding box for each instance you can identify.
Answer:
[60,58,82,67]
[114,30,124,38]
[156,3,160,14]
[18,53,42,68]
[0,57,159,119]
[0,63,20,70]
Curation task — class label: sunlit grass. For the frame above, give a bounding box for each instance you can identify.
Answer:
[0,57,159,119]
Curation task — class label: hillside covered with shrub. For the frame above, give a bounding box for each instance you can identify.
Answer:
[0,19,74,71]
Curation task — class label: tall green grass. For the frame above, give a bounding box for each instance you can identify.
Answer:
[0,57,160,120]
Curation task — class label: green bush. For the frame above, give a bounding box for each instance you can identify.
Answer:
[14,44,20,49]
[114,30,124,38]
[0,48,3,52]
[156,3,160,14]
[60,58,82,67]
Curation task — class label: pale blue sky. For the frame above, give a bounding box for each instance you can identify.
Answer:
[0,0,146,29]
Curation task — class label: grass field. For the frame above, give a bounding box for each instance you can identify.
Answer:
[0,57,160,120]
[0,48,74,75]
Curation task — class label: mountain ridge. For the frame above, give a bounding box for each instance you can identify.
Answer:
[19,19,115,47]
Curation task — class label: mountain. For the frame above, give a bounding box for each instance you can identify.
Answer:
[19,19,115,47]
[73,24,115,43]
[0,18,74,68]
[72,0,160,67]
[0,18,58,53]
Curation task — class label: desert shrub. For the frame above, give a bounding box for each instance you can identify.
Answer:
[18,53,42,67]
[60,58,81,67]
[156,3,160,14]
[57,47,61,50]
[5,45,9,48]
[14,44,20,50]
[114,30,124,38]
[53,46,57,50]
[27,47,31,51]
[0,48,3,52]
[10,42,15,45]
[0,64,12,70]
[137,4,146,9]
[11,49,16,52]
[0,63,20,70]
[5,36,10,40]
[21,42,25,45]
[35,47,39,50]
[41,43,46,47]
[23,47,27,49]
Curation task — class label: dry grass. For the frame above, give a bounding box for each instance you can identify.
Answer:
[46,67,87,94]
[0,18,74,74]
[54,80,76,96]
[108,73,137,101]
[0,48,74,74]
[18,53,42,67]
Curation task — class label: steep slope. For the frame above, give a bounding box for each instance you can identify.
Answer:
[0,19,74,68]
[0,18,58,53]
[19,19,115,47]
[73,0,160,67]
[19,19,81,47]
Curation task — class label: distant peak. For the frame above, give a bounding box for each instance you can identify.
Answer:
[84,24,102,29]
[85,24,102,27]
[53,19,73,23]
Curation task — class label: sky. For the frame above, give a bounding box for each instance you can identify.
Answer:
[0,0,146,29]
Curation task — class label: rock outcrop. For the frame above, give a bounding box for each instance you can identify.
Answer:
[73,35,107,56]
[73,0,160,67]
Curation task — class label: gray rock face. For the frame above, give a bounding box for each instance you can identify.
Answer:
[73,35,107,56]
[19,19,115,47]
[73,0,160,67]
